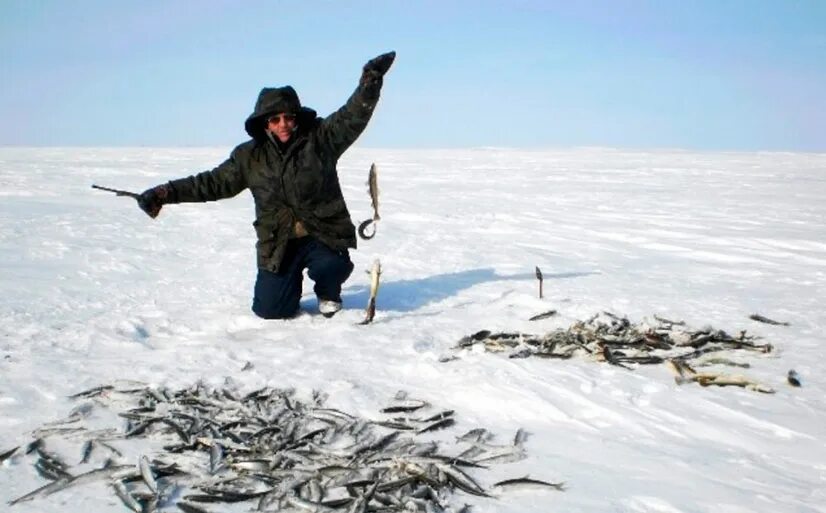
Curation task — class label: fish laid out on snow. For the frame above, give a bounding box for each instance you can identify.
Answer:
[357,163,381,240]
[749,313,790,326]
[787,369,802,387]
[7,382,561,511]
[529,309,557,321]
[454,312,777,393]
[381,398,429,413]
[666,359,774,393]
[1,446,19,464]
[493,476,565,491]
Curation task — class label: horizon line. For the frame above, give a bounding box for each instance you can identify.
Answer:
[1,144,824,156]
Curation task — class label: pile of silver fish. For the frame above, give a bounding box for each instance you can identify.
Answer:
[4,383,563,512]
[453,312,777,393]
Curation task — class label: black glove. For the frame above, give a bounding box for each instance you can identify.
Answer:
[360,51,396,99]
[138,183,175,219]
[364,51,396,76]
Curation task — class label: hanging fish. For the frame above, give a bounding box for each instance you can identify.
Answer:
[358,163,381,240]
[360,259,382,324]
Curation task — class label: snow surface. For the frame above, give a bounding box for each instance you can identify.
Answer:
[1,146,825,512]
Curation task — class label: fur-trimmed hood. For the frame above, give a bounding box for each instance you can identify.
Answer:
[244,86,317,141]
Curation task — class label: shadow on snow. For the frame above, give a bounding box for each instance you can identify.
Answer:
[300,267,599,313]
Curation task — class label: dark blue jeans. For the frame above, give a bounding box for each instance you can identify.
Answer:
[252,237,354,319]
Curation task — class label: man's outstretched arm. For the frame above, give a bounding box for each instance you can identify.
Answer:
[317,51,396,158]
[138,149,247,218]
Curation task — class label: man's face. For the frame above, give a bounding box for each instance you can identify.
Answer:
[266,113,297,143]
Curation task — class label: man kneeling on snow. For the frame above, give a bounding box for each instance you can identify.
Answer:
[136,51,395,319]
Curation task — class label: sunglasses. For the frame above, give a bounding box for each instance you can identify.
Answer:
[266,114,297,125]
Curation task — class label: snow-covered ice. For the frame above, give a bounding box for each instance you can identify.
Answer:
[1,146,824,512]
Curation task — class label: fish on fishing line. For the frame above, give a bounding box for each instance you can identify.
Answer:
[360,259,382,325]
[358,163,381,240]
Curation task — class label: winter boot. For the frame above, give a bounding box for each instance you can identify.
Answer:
[319,299,342,318]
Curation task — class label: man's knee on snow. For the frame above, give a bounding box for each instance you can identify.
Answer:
[251,301,299,320]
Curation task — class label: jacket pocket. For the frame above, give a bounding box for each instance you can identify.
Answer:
[252,219,276,258]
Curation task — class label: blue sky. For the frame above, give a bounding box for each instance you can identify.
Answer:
[1,0,824,151]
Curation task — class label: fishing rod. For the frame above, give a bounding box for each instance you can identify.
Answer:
[91,184,141,200]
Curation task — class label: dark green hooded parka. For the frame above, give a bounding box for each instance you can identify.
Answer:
[167,82,381,273]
